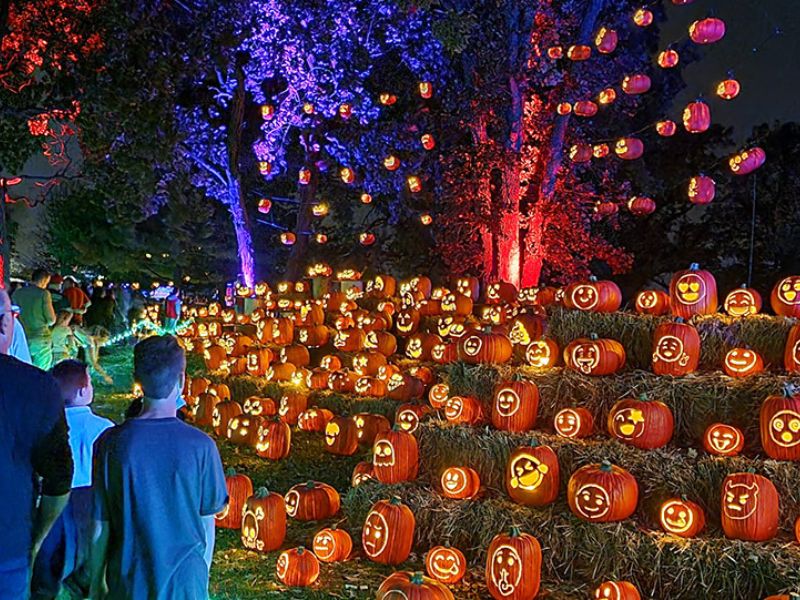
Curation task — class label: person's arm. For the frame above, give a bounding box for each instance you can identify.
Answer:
[88,519,110,599]
[201,515,215,570]
[31,493,70,560]
[44,291,57,326]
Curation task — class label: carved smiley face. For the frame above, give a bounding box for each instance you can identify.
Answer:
[768,410,800,447]
[707,424,742,455]
[777,277,800,305]
[724,348,758,373]
[575,484,611,520]
[275,551,289,579]
[525,341,553,368]
[660,499,694,534]
[324,422,340,446]
[495,388,521,417]
[612,408,645,439]
[428,547,462,581]
[284,490,300,518]
[723,480,759,520]
[571,284,598,310]
[441,468,469,495]
[571,343,599,374]
[489,545,522,597]
[461,335,483,357]
[486,284,501,301]
[373,440,395,467]
[313,531,335,561]
[555,409,581,437]
[396,408,420,433]
[675,273,705,305]
[508,320,532,346]
[724,289,758,316]
[653,335,689,365]
[636,291,658,310]
[508,454,549,491]
[444,397,464,420]
[594,581,626,600]
[241,506,264,551]
[362,510,388,557]
[406,337,423,359]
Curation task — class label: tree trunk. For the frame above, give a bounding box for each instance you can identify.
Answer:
[0,188,8,289]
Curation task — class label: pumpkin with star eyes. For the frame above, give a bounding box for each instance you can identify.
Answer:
[275,546,319,587]
[564,277,622,313]
[215,469,253,529]
[702,423,744,457]
[652,319,701,376]
[278,392,308,425]
[362,497,416,565]
[242,396,276,418]
[771,276,800,317]
[607,395,674,450]
[492,380,539,432]
[564,335,626,376]
[506,444,560,507]
[593,581,641,600]
[458,331,513,364]
[225,415,263,447]
[444,395,484,426]
[296,408,334,432]
[485,527,542,600]
[524,338,560,369]
[395,403,431,434]
[284,481,340,521]
[723,347,764,377]
[634,289,670,316]
[669,263,718,317]
[720,472,779,541]
[240,487,286,553]
[440,466,481,499]
[568,461,638,523]
[724,285,762,317]
[324,416,360,456]
[254,419,291,460]
[312,527,352,563]
[373,428,419,483]
[659,497,706,538]
[425,544,466,585]
[352,413,391,445]
[377,571,454,600]
[760,385,800,461]
[212,401,243,437]
[554,407,595,439]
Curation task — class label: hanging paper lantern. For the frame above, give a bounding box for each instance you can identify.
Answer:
[688,175,716,205]
[421,134,436,150]
[567,45,592,61]
[598,88,617,105]
[592,144,609,158]
[729,147,765,175]
[627,196,656,216]
[257,198,272,214]
[418,81,433,99]
[407,175,422,193]
[573,101,598,117]
[360,232,376,246]
[614,137,644,160]
[420,213,433,225]
[258,161,272,176]
[658,49,680,68]
[683,100,711,133]
[379,92,397,106]
[570,143,593,163]
[594,27,618,54]
[360,193,373,204]
[339,103,352,119]
[298,168,312,185]
[281,232,297,246]
[656,120,677,137]
[633,8,654,27]
[595,202,618,216]
[314,233,328,244]
[302,102,315,115]
[261,104,275,120]
[556,102,572,115]
[383,155,400,171]
[622,74,651,95]
[340,167,355,184]
[547,46,563,59]
[717,78,741,100]
[690,18,726,44]
[311,202,329,217]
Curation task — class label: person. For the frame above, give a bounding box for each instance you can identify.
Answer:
[47,275,69,314]
[164,287,182,333]
[62,278,91,326]
[89,335,228,599]
[51,311,77,364]
[72,326,113,385]
[31,361,114,600]
[0,289,74,598]
[9,303,32,364]
[12,268,57,370]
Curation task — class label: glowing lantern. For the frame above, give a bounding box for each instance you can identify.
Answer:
[216,469,253,529]
[505,444,559,506]
[360,192,373,204]
[362,497,415,564]
[683,100,711,133]
[359,232,376,246]
[658,49,680,68]
[257,198,272,214]
[524,338,560,369]
[425,545,466,584]
[598,88,616,105]
[622,73,651,95]
[567,45,592,61]
[633,8,653,27]
[635,289,669,315]
[547,46,563,59]
[311,202,329,217]
[421,133,436,150]
[703,423,744,456]
[669,263,718,317]
[593,144,609,158]
[314,233,327,244]
[570,143,593,163]
[595,202,618,217]
[594,27,618,54]
[492,381,539,432]
[379,92,397,106]
[407,175,422,193]
[690,17,726,44]
[724,285,762,317]
[383,155,400,171]
[567,461,638,523]
[485,528,542,600]
[420,213,433,225]
[717,78,741,100]
[440,466,481,499]
[258,161,272,176]
[760,385,800,460]
[338,103,352,119]
[418,81,433,98]
[724,347,764,378]
[260,104,275,119]
[275,547,319,587]
[729,147,766,175]
[373,428,419,483]
[302,102,315,115]
[340,167,355,184]
[652,319,701,376]
[607,394,674,449]
[627,196,656,216]
[614,137,644,160]
[298,168,311,185]
[656,120,677,137]
[554,407,594,439]
[284,481,340,521]
[280,232,296,246]
[594,581,642,600]
[688,175,715,205]
[721,472,778,541]
[573,101,598,117]
[556,102,572,115]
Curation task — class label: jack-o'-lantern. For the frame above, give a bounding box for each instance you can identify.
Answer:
[225,415,262,447]
[593,581,641,600]
[760,385,800,460]
[306,369,329,390]
[554,407,594,439]
[216,469,253,529]
[407,175,422,193]
[724,347,764,377]
[607,395,674,449]
[377,364,402,382]
[297,408,333,432]
[204,345,227,371]
[729,147,765,175]
[254,419,291,460]
[656,119,677,137]
[324,417,359,456]
[428,382,450,409]
[377,571,453,599]
[279,344,310,368]
[278,392,308,425]
[492,380,539,432]
[327,369,358,393]
[440,466,481,499]
[340,167,355,184]
[567,44,591,61]
[597,87,616,105]
[524,338,560,369]
[312,527,352,563]
[771,276,800,317]
[284,481,340,521]
[633,7,653,27]
[669,263,717,317]
[354,376,387,397]
[421,134,436,151]
[319,355,342,371]
[395,308,420,336]
[245,347,273,377]
[352,461,375,487]
[634,289,670,315]
[690,17,726,44]
[571,143,593,163]
[687,174,716,205]
[614,137,644,160]
[573,101,598,117]
[595,27,618,54]
[296,325,329,348]
[276,547,319,587]
[652,319,700,376]
[564,334,626,376]
[352,413,391,445]
[485,527,541,600]
[432,341,459,364]
[383,154,400,171]
[365,274,396,298]
[373,428,419,483]
[451,276,480,301]
[444,395,484,426]
[506,444,560,506]
[721,472,779,541]
[622,74,650,95]
[395,403,429,433]
[386,373,425,402]
[379,92,396,106]
[717,78,741,100]
[425,545,466,584]
[568,461,638,522]
[658,48,679,68]
[362,497,415,565]
[683,100,711,133]
[564,277,622,313]
[333,328,365,353]
[352,350,387,376]
[507,314,544,347]
[405,332,440,361]
[458,331,513,364]
[241,487,286,553]
[364,330,397,356]
[785,323,800,373]
[484,281,517,304]
[440,292,473,316]
[703,423,744,457]
[724,285,762,316]
[660,497,706,538]
[212,401,243,437]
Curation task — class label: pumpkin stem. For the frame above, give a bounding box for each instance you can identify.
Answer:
[589,275,598,282]
[254,487,270,498]
[306,481,316,489]
[296,546,306,555]
[509,526,521,538]
[739,283,747,289]
[783,383,798,398]
[674,317,685,324]
[410,572,425,585]
[638,392,648,401]
[529,438,540,448]
[225,467,237,477]
[689,262,700,271]
[589,332,599,340]
[599,460,614,473]
[389,496,403,506]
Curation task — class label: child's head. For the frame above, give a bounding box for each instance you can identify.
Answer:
[55,311,73,327]
[51,360,93,407]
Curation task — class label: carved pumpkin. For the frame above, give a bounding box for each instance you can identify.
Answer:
[432,341,459,364]
[506,444,560,506]
[225,415,263,446]
[568,461,638,523]
[594,27,618,53]
[452,276,480,301]
[266,362,295,383]
[729,147,766,175]
[703,423,744,457]
[386,372,425,402]
[243,396,276,417]
[428,383,450,409]
[607,395,674,450]
[634,289,670,316]
[652,319,700,376]
[254,419,291,460]
[554,407,595,439]
[771,276,800,317]
[395,403,430,434]
[215,469,253,529]
[683,100,711,133]
[425,545,466,584]
[670,263,718,317]
[404,332,440,361]
[524,338,560,368]
[297,408,334,432]
[564,277,622,313]
[622,73,650,95]
[504,315,542,348]
[362,497,415,565]
[373,428,419,483]
[458,331,513,364]
[333,328,366,352]
[352,351,387,377]
[276,547,319,587]
[723,347,764,377]
[760,385,800,460]
[593,581,641,600]
[395,308,421,336]
[785,323,800,373]
[492,380,539,432]
[720,472,779,541]
[688,174,716,205]
[212,401,243,437]
[312,527,352,563]
[485,527,542,600]
[364,330,398,356]
[444,395,484,426]
[564,335,626,376]
[241,488,286,553]
[354,376,388,397]
[284,481,340,521]
[278,392,308,425]
[377,571,453,600]
[324,416,360,456]
[724,286,762,317]
[659,497,706,538]
[614,137,644,160]
[352,461,376,487]
[689,17,726,44]
[633,8,653,27]
[440,466,481,499]
[658,48,679,68]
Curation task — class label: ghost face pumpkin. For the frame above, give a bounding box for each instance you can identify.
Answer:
[554,407,594,439]
[362,497,415,565]
[568,462,638,523]
[372,429,419,483]
[669,264,718,317]
[505,445,560,507]
[652,321,700,376]
[771,276,800,317]
[491,381,539,433]
[760,387,800,460]
[485,528,541,600]
[703,423,744,456]
[724,287,762,317]
[723,348,764,377]
[721,472,779,541]
[607,397,674,450]
[440,467,481,499]
[426,545,467,584]
[659,498,706,538]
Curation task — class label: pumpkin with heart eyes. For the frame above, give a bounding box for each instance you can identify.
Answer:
[669,263,718,318]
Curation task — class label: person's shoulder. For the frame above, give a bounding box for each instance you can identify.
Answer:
[0,354,58,392]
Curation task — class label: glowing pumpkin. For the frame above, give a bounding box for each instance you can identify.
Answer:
[284,481,340,521]
[690,17,726,44]
[723,347,764,377]
[703,423,744,457]
[771,276,800,317]
[594,581,641,600]
[627,196,656,216]
[622,73,650,95]
[657,49,679,68]
[729,147,766,175]
[215,469,253,530]
[634,289,670,315]
[554,407,594,439]
[720,472,778,541]
[564,276,621,312]
[377,571,453,599]
[362,497,415,565]
[485,527,542,600]
[373,428,419,483]
[567,461,638,523]
[683,100,711,133]
[564,334,626,376]
[633,8,653,27]
[276,547,319,587]
[717,78,741,100]
[607,394,674,449]
[669,263,718,317]
[688,175,715,205]
[760,385,800,461]
[425,545,466,584]
[724,285,762,316]
[491,380,539,432]
[656,120,677,137]
[614,137,644,160]
[524,338,560,369]
[506,444,560,506]
[241,487,286,553]
[312,527,352,563]
[652,319,701,376]
[660,497,706,538]
[440,466,481,499]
